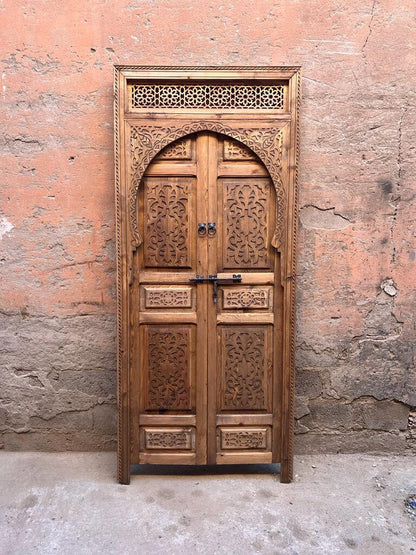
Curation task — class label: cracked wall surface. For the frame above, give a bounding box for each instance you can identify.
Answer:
[0,0,415,453]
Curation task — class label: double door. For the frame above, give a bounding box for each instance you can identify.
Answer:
[130,132,283,466]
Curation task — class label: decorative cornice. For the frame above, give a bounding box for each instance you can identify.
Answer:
[129,121,287,251]
[115,65,301,73]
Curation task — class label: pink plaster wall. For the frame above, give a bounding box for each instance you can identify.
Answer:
[0,0,415,452]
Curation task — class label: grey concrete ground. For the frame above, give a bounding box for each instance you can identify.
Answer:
[0,453,415,555]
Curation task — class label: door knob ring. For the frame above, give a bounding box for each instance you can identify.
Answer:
[208,222,217,237]
[198,222,207,236]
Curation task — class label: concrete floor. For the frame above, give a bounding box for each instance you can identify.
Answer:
[0,453,415,554]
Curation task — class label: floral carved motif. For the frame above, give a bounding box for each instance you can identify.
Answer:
[130,123,285,251]
[144,287,193,308]
[222,288,270,309]
[223,139,256,160]
[224,180,270,268]
[143,178,192,268]
[146,327,191,411]
[144,429,193,449]
[157,138,192,160]
[220,429,268,450]
[220,327,270,411]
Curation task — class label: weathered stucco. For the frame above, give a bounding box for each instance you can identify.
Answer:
[0,0,415,452]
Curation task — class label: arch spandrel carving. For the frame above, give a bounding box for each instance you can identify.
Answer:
[129,122,287,251]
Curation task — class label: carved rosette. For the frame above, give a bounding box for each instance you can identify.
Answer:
[129,122,286,251]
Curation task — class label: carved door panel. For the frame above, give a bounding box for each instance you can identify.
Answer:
[131,133,282,466]
[131,135,208,464]
[207,135,281,464]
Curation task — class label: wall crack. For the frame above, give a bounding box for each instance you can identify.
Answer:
[390,101,408,265]
[362,0,376,51]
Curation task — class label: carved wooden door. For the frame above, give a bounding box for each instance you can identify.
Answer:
[114,66,301,485]
[130,132,282,468]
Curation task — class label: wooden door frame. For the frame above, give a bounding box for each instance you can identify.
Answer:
[114,66,301,484]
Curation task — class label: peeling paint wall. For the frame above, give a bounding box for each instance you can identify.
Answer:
[0,0,415,453]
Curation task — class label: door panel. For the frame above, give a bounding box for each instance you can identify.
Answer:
[140,324,196,412]
[132,133,282,466]
[217,325,273,412]
[205,135,280,464]
[142,176,196,269]
[218,178,274,271]
[221,286,273,310]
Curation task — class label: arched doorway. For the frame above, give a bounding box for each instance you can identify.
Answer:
[129,132,284,468]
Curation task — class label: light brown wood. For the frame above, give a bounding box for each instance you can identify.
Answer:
[216,414,273,425]
[216,453,273,464]
[139,415,197,426]
[114,66,301,484]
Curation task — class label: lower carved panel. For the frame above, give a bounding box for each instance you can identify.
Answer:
[218,427,270,450]
[218,326,272,411]
[143,427,195,450]
[144,325,194,411]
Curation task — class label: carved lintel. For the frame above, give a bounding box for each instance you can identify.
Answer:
[129,122,286,252]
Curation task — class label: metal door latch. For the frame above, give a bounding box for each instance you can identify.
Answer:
[189,273,242,303]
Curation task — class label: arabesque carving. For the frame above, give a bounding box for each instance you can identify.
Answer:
[130,123,285,250]
[223,288,270,309]
[143,178,192,268]
[223,139,257,160]
[146,327,191,411]
[144,287,193,308]
[220,429,268,449]
[130,83,285,110]
[145,429,193,449]
[220,327,270,411]
[223,180,271,269]
[157,138,192,160]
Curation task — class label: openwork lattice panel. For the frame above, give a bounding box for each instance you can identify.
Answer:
[129,84,285,110]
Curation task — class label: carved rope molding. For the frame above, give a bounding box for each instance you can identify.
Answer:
[129,121,286,251]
